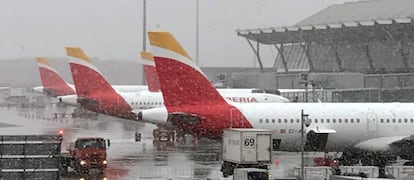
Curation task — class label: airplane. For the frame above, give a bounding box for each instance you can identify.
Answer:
[34,57,75,97]
[33,56,151,98]
[140,51,286,96]
[137,31,414,165]
[140,51,161,92]
[65,47,289,120]
[35,50,287,106]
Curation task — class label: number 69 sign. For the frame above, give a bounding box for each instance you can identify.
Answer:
[243,137,255,148]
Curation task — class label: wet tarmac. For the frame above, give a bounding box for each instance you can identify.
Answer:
[0,105,230,179]
[0,104,330,179]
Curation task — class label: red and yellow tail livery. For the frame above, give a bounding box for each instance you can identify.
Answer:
[36,57,75,96]
[66,47,133,118]
[148,31,252,138]
[140,51,160,92]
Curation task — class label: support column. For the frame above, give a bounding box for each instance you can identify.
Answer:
[364,44,375,72]
[382,26,410,72]
[300,43,314,72]
[274,44,289,72]
[334,42,344,72]
[246,38,264,72]
[398,39,410,72]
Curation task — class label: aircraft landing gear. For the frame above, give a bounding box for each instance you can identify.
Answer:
[153,127,175,151]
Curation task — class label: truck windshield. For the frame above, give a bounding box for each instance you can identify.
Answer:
[75,139,106,149]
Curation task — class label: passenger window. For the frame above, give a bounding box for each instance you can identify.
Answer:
[284,119,288,123]
[290,119,294,123]
[326,119,330,123]
[321,119,324,123]
[344,119,348,123]
[332,119,336,123]
[260,119,263,123]
[357,119,360,123]
[405,119,408,123]
[296,119,300,123]
[387,119,390,123]
[272,119,275,123]
[350,119,354,123]
[278,119,281,123]
[338,119,342,123]
[380,119,384,123]
[314,119,318,123]
[266,119,269,123]
[398,119,402,123]
[392,119,396,123]
[411,119,414,123]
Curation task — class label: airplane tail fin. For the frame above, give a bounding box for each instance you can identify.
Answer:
[66,47,117,97]
[146,31,252,138]
[66,47,132,117]
[140,51,160,92]
[36,57,75,96]
[148,31,228,107]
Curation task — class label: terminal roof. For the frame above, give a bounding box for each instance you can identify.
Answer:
[237,0,414,44]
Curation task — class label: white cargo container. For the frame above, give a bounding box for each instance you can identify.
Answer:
[221,128,272,177]
[223,128,272,164]
[293,166,333,180]
[233,168,271,180]
[385,166,414,180]
[340,166,379,178]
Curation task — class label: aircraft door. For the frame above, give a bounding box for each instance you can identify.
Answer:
[367,113,378,133]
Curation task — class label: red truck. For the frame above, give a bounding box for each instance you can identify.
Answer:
[60,137,110,175]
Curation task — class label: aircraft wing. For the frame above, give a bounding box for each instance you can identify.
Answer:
[76,97,100,109]
[354,135,413,152]
[133,107,204,126]
[167,112,204,125]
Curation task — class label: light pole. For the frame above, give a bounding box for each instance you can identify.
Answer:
[141,0,147,85]
[142,0,147,52]
[195,0,199,65]
[299,73,309,102]
[301,109,310,180]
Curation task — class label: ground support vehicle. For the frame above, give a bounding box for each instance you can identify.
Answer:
[60,137,110,176]
[314,155,341,175]
[221,128,272,177]
[153,127,175,151]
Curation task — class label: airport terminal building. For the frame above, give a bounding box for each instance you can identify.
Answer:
[204,0,414,102]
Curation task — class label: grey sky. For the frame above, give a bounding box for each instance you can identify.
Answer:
[1,0,353,67]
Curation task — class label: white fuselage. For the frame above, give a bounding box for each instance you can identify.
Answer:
[121,91,289,110]
[35,84,150,96]
[68,84,149,93]
[236,102,414,151]
[59,88,289,108]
